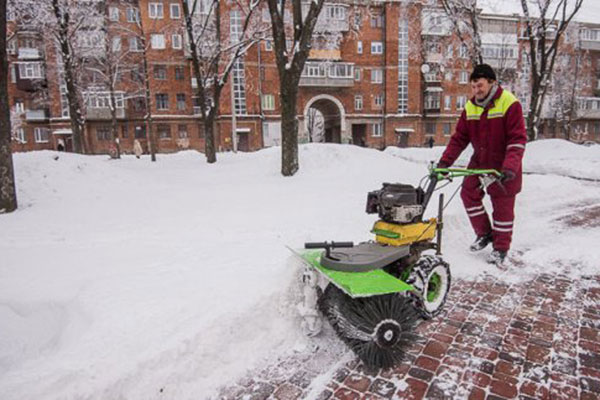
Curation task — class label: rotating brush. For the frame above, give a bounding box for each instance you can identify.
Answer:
[318,284,420,369]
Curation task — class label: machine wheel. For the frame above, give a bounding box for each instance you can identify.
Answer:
[318,284,420,369]
[409,255,451,319]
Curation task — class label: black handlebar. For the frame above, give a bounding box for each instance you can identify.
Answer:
[304,241,354,258]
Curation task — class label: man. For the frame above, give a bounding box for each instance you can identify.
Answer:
[437,64,526,265]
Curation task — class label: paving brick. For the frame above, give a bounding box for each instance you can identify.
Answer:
[473,346,498,361]
[498,351,524,365]
[407,367,433,382]
[273,383,303,400]
[425,378,457,400]
[431,333,454,344]
[581,391,600,400]
[551,355,577,376]
[368,378,396,399]
[490,378,518,398]
[240,382,276,400]
[437,323,460,337]
[550,372,578,388]
[332,388,361,400]
[581,367,600,380]
[462,369,491,388]
[581,352,600,370]
[415,355,440,372]
[467,386,486,400]
[470,358,495,375]
[343,373,371,393]
[333,368,350,383]
[526,344,551,364]
[461,322,484,337]
[581,377,600,394]
[522,362,550,383]
[495,360,521,377]
[519,379,550,399]
[549,382,579,400]
[315,389,334,400]
[395,377,428,400]
[423,340,449,359]
[580,340,600,354]
[479,333,503,350]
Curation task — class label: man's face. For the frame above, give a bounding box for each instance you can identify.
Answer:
[471,78,494,101]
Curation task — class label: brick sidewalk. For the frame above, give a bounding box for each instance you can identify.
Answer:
[217,272,600,400]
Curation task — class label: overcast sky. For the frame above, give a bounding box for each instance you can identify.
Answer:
[479,0,600,25]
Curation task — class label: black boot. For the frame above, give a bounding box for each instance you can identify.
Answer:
[487,249,507,265]
[469,233,492,252]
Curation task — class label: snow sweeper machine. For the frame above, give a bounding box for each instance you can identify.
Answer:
[293,165,503,369]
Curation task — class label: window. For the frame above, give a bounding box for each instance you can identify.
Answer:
[425,92,440,109]
[264,40,272,51]
[446,45,454,57]
[96,126,111,141]
[425,122,436,136]
[156,94,169,110]
[443,123,451,136]
[170,3,181,19]
[357,41,363,54]
[153,65,167,80]
[262,94,275,111]
[444,95,451,110]
[172,34,182,49]
[372,122,383,137]
[445,70,453,81]
[371,41,383,54]
[15,101,24,113]
[354,95,363,111]
[178,124,188,138]
[175,66,184,80]
[354,67,361,81]
[127,8,140,23]
[157,124,171,139]
[398,19,408,114]
[326,5,346,20]
[134,125,146,139]
[371,68,383,84]
[457,95,467,109]
[373,94,384,109]
[176,93,186,110]
[151,34,166,49]
[149,3,164,19]
[459,71,469,84]
[370,14,384,28]
[7,38,16,55]
[15,128,26,143]
[112,37,121,52]
[109,7,119,21]
[129,37,143,52]
[18,62,43,79]
[459,43,468,58]
[34,127,49,143]
[121,124,129,139]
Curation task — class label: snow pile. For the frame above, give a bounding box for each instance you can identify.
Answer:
[1,140,599,399]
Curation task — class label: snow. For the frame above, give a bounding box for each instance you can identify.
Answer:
[1,140,600,399]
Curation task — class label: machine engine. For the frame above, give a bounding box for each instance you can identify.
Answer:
[366,183,425,224]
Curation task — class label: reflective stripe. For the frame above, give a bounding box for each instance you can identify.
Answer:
[493,226,513,233]
[466,205,484,212]
[468,210,486,217]
[507,143,526,150]
[493,220,513,226]
[465,90,519,120]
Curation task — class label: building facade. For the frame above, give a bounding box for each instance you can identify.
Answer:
[7,0,600,155]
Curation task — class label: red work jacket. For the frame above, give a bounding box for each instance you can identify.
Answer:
[440,86,527,196]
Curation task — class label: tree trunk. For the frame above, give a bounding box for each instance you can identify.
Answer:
[52,0,86,154]
[0,0,17,213]
[280,79,299,176]
[140,30,156,162]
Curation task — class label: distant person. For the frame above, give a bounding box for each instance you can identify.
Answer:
[133,139,143,159]
[426,137,434,148]
[437,64,526,265]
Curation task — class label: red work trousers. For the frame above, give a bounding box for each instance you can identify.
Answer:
[460,177,516,252]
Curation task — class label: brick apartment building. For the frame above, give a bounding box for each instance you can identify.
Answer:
[7,0,600,155]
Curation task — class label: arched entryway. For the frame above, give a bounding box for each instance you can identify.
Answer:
[303,95,347,143]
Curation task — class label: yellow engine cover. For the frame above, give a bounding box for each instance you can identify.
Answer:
[372,219,437,247]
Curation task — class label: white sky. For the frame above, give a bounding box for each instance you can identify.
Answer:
[479,0,600,25]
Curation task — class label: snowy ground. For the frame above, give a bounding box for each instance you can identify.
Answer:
[1,140,599,399]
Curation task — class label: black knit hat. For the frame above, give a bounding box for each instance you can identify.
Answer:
[470,64,497,82]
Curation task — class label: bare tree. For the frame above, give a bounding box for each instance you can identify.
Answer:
[266,0,326,176]
[0,0,17,213]
[440,0,483,66]
[182,0,264,163]
[520,0,583,141]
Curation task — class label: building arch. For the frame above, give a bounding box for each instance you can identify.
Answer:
[303,94,348,143]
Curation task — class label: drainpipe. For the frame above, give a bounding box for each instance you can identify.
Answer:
[382,4,387,150]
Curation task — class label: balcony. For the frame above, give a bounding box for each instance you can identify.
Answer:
[576,97,600,119]
[581,40,600,51]
[299,62,354,88]
[18,48,42,60]
[86,108,126,120]
[25,109,48,121]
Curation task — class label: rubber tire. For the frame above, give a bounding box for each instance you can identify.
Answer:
[410,255,451,319]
